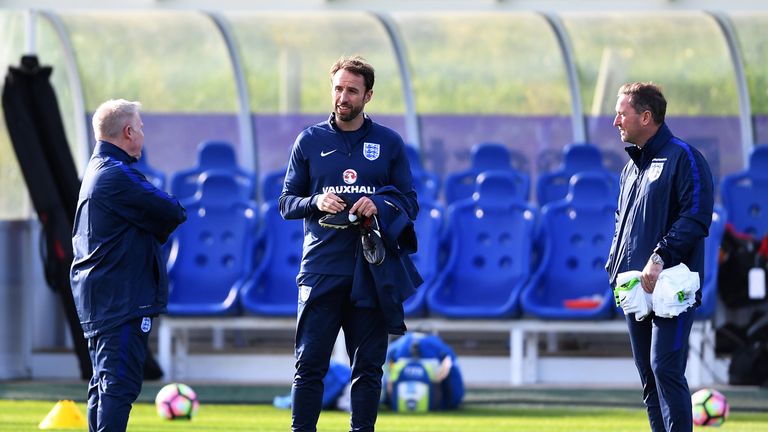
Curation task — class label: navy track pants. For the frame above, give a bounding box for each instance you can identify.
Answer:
[87,317,151,432]
[291,273,388,432]
[626,309,694,432]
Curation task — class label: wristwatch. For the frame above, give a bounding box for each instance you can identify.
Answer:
[650,252,665,266]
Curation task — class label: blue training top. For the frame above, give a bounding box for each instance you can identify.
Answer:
[71,141,187,338]
[279,113,416,276]
[605,123,714,303]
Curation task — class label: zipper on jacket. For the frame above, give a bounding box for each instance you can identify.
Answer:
[610,167,641,281]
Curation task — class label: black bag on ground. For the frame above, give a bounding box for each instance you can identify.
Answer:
[728,341,768,386]
[727,311,768,386]
[715,322,748,355]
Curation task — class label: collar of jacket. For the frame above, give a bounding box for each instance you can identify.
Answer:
[327,112,373,134]
[624,122,672,170]
[94,140,137,164]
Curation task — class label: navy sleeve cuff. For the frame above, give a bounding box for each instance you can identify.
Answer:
[653,247,671,267]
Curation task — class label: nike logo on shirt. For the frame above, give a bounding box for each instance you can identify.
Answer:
[321,149,338,157]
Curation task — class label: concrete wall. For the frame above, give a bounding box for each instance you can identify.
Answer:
[0,220,66,379]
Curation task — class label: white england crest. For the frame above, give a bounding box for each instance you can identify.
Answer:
[363,142,380,161]
[299,285,312,303]
[141,317,152,333]
[648,161,664,182]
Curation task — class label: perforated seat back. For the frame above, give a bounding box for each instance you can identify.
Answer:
[240,201,304,316]
[428,174,536,316]
[168,173,257,315]
[521,172,616,319]
[539,174,615,302]
[444,205,533,306]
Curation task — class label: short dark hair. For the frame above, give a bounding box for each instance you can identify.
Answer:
[330,55,375,92]
[617,82,667,125]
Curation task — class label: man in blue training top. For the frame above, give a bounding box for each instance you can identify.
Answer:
[71,99,187,431]
[280,55,420,432]
[606,83,714,432]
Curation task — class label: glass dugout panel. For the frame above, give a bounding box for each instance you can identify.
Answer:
[226,12,405,175]
[563,12,741,182]
[60,11,238,178]
[729,13,768,146]
[391,12,572,188]
[0,12,28,220]
[0,12,76,219]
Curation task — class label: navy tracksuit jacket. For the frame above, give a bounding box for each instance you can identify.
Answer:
[606,123,714,301]
[71,141,186,338]
[279,113,420,432]
[71,140,186,431]
[605,123,714,432]
[279,113,418,276]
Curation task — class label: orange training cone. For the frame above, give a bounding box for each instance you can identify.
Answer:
[39,400,87,429]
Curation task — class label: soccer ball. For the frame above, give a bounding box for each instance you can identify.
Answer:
[691,388,729,427]
[155,383,199,420]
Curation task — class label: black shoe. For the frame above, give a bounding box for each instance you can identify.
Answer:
[360,215,386,265]
[319,196,360,229]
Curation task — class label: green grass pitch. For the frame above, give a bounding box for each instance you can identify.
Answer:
[2,400,768,431]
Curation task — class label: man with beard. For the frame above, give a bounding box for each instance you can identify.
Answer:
[279,55,419,432]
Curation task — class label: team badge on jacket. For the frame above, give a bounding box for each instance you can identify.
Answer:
[648,160,665,182]
[299,285,312,303]
[141,317,152,333]
[363,142,380,161]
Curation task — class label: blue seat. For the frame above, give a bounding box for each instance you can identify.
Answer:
[170,140,257,201]
[507,148,531,173]
[405,145,440,201]
[403,199,444,316]
[694,206,727,320]
[472,142,513,170]
[474,170,528,201]
[413,171,441,202]
[536,143,619,206]
[134,148,166,190]
[521,172,617,320]
[720,145,768,237]
[240,200,304,316]
[444,142,530,204]
[426,174,537,318]
[167,172,257,315]
[261,167,286,202]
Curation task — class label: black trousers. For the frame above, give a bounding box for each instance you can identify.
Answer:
[292,273,388,432]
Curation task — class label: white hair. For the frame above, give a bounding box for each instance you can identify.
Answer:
[92,99,141,141]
